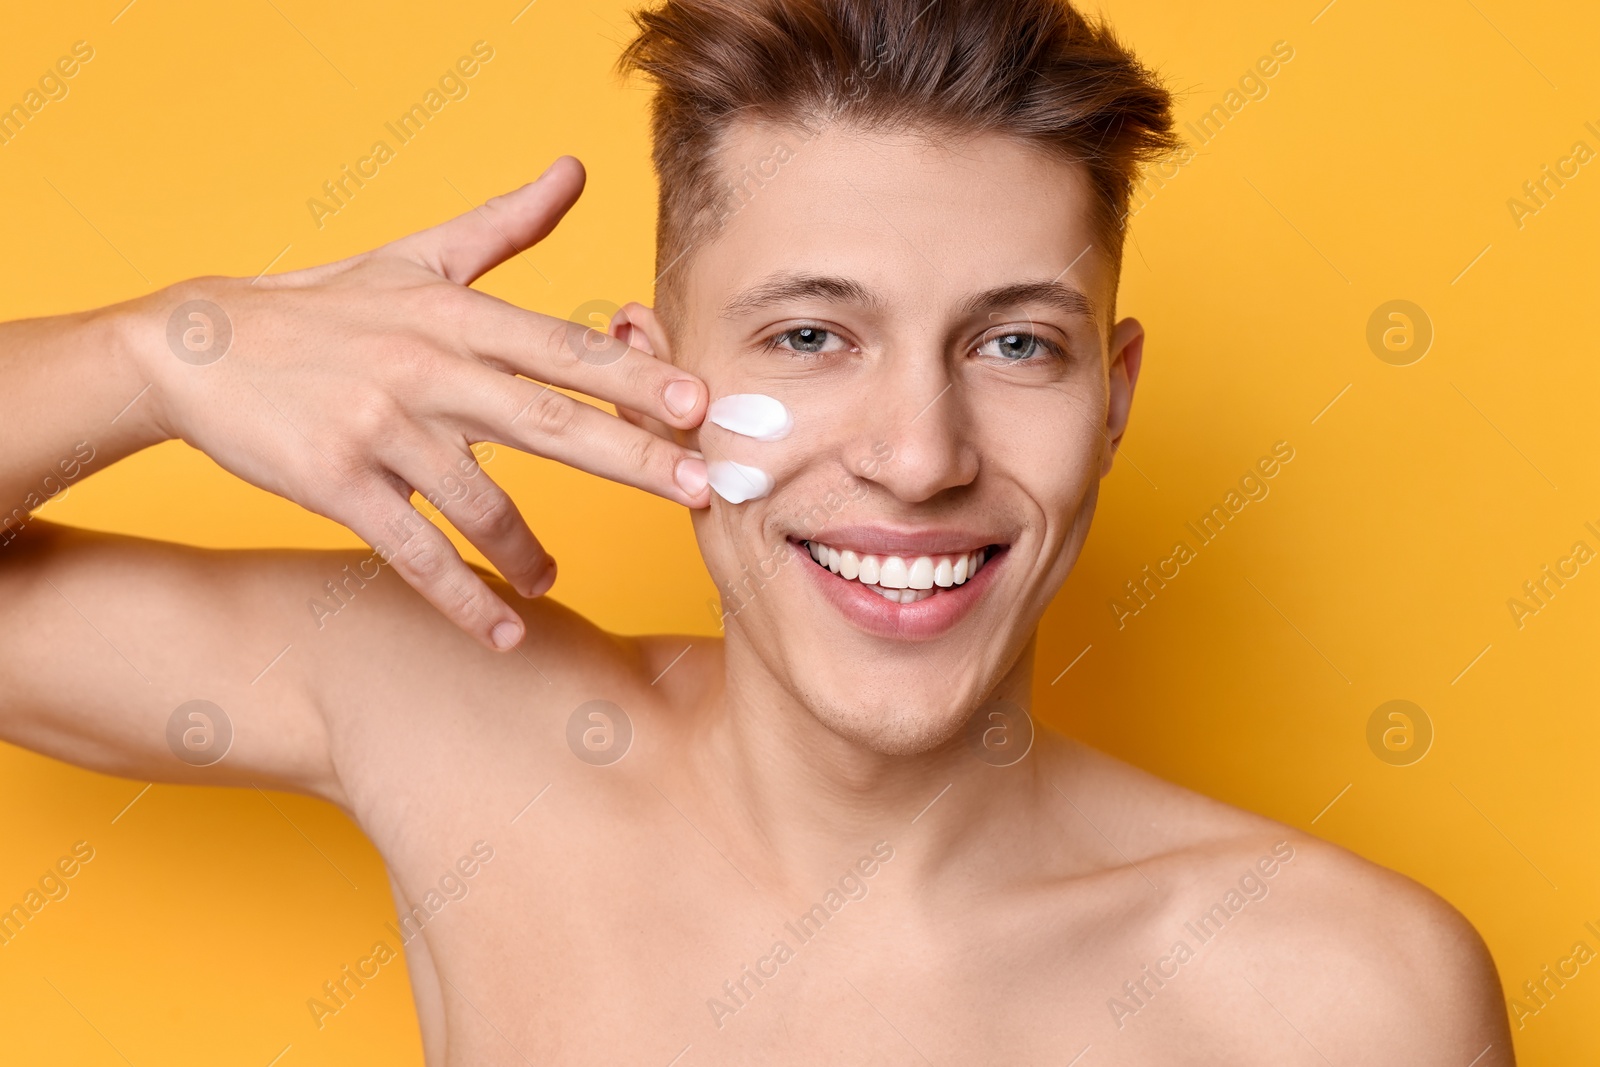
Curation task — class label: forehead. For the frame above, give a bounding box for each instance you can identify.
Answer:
[675,120,1113,329]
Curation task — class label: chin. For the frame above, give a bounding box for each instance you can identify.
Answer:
[791,675,986,758]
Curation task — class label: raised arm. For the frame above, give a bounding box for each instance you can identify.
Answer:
[0,156,709,796]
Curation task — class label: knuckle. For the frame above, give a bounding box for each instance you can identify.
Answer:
[625,430,673,483]
[543,317,583,365]
[391,527,447,585]
[324,446,374,488]
[548,312,626,368]
[441,568,497,627]
[622,351,666,399]
[521,387,577,438]
[418,284,469,331]
[345,389,400,441]
[580,330,628,367]
[454,486,519,541]
[380,336,440,387]
[482,192,511,218]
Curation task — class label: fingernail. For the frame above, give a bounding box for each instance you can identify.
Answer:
[537,159,557,181]
[524,558,558,598]
[492,620,524,650]
[675,456,709,497]
[664,379,700,418]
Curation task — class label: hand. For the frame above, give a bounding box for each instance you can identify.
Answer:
[125,157,709,651]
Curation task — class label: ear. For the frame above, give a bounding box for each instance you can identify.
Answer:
[609,300,669,357]
[608,302,677,435]
[1102,316,1145,478]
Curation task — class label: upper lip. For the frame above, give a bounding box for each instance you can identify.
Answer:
[788,523,1009,557]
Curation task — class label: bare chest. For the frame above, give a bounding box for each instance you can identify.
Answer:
[371,818,1264,1066]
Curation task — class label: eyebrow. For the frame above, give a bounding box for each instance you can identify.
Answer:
[720,272,883,318]
[719,271,1099,323]
[960,281,1099,324]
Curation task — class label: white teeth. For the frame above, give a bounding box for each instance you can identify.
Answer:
[868,585,937,604]
[803,540,995,597]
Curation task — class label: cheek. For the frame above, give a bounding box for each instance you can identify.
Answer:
[693,504,805,632]
[970,386,1105,499]
[696,379,852,503]
[691,396,871,594]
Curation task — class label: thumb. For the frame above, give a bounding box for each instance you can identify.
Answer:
[387,156,586,285]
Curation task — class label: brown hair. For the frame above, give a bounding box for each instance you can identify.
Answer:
[619,0,1177,322]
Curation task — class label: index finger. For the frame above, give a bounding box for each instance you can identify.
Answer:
[456,295,708,429]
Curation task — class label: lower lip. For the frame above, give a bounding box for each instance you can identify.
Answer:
[791,540,1006,641]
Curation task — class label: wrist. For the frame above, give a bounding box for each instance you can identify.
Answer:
[95,297,169,449]
[103,278,234,448]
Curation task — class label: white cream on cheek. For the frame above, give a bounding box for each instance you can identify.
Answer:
[707,394,793,441]
[707,460,776,504]
[704,394,791,503]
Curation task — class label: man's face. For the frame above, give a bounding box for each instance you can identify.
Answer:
[633,122,1141,755]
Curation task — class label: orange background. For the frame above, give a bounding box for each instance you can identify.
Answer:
[1,0,1597,1061]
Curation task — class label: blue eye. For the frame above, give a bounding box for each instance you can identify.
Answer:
[977,330,1059,362]
[781,327,829,354]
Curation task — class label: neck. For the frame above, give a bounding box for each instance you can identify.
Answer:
[686,631,1051,893]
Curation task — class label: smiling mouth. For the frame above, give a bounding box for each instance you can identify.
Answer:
[799,539,1003,604]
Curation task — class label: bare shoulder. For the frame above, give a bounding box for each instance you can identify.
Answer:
[1049,740,1512,1061]
[491,575,724,715]
[301,559,724,831]
[314,557,724,758]
[313,559,676,718]
[1202,834,1513,1062]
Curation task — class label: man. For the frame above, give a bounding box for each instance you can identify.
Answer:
[0,0,1511,1062]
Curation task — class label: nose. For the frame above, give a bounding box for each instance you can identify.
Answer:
[843,359,979,503]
